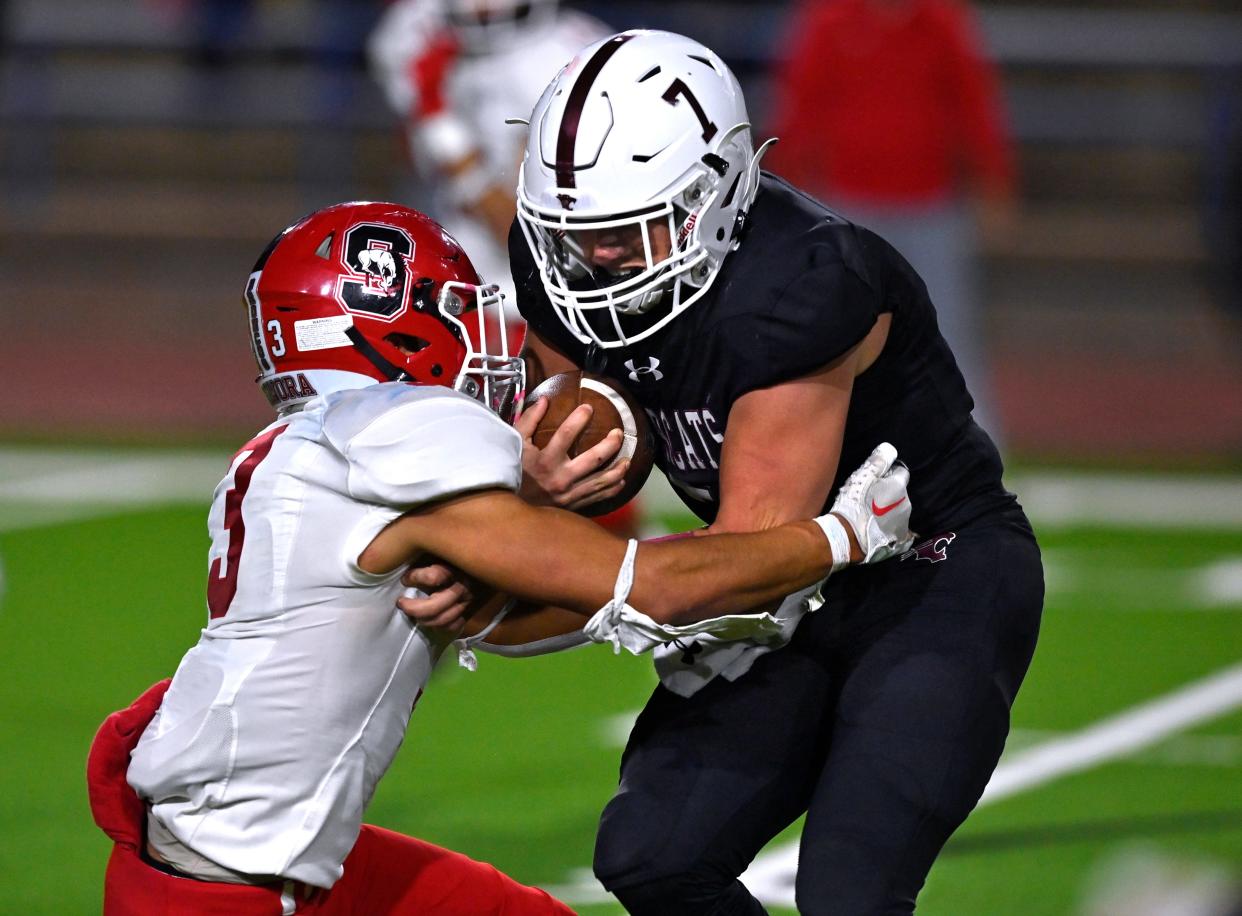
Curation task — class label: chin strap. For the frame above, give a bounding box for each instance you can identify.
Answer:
[344,326,410,382]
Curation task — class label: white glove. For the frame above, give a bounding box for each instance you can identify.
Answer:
[816,442,914,567]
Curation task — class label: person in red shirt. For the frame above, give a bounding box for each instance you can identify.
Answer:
[768,0,1016,441]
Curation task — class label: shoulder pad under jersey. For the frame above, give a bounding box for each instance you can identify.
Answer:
[322,383,522,508]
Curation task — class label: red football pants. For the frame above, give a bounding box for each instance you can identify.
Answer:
[88,681,574,915]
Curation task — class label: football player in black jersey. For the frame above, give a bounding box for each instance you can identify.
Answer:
[420,28,1044,915]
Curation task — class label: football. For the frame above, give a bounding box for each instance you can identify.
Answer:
[524,371,655,516]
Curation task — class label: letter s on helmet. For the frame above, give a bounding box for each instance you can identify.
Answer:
[246,201,523,419]
[517,30,774,349]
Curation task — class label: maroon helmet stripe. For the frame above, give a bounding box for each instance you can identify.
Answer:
[555,33,634,189]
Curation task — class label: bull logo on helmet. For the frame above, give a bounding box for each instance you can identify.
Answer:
[357,247,398,291]
[335,222,416,320]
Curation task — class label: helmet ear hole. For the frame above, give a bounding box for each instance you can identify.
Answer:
[384,333,430,355]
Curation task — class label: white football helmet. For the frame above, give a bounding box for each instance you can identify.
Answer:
[517,30,773,348]
[446,0,558,51]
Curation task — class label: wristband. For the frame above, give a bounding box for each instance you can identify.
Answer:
[813,514,852,574]
[611,538,639,607]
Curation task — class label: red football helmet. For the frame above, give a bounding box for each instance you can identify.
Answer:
[245,202,523,419]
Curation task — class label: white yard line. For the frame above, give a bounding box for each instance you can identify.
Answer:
[1,447,1241,531]
[0,450,225,503]
[1010,473,1242,530]
[737,662,1242,908]
[979,663,1242,804]
[1040,553,1242,611]
[968,728,1242,768]
[641,469,1242,531]
[556,664,1242,907]
[0,448,226,532]
[599,711,640,748]
[1198,560,1242,606]
[2,447,1239,906]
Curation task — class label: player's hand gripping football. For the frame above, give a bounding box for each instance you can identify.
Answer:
[826,442,914,565]
[514,396,629,511]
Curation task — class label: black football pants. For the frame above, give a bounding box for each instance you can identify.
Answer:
[593,511,1044,915]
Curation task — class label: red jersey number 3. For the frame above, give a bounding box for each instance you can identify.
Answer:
[207,425,288,620]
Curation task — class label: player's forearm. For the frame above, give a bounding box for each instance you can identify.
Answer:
[460,521,835,627]
[631,521,834,624]
[380,492,837,626]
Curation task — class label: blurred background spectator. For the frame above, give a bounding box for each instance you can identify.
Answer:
[766,0,1014,442]
[365,0,644,537]
[0,0,1239,456]
[1,3,1241,913]
[367,0,609,304]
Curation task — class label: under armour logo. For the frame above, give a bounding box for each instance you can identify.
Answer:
[624,357,664,382]
[674,639,704,666]
[901,532,956,564]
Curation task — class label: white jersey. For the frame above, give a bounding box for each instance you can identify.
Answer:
[369,2,608,297]
[128,383,522,888]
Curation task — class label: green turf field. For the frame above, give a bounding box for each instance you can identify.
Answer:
[1,454,1240,914]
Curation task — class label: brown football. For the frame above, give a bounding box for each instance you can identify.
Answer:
[523,371,655,517]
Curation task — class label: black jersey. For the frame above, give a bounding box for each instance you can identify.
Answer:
[511,172,1017,533]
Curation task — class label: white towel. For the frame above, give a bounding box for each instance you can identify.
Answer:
[585,578,826,697]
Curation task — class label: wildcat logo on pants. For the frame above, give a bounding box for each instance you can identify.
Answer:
[901,532,956,564]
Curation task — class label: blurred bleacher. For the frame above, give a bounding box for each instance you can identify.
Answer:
[1,0,1240,459]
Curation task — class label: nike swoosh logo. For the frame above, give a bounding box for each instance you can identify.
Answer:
[872,497,907,517]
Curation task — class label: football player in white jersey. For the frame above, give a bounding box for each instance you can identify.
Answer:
[86,202,914,915]
[368,0,608,303]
